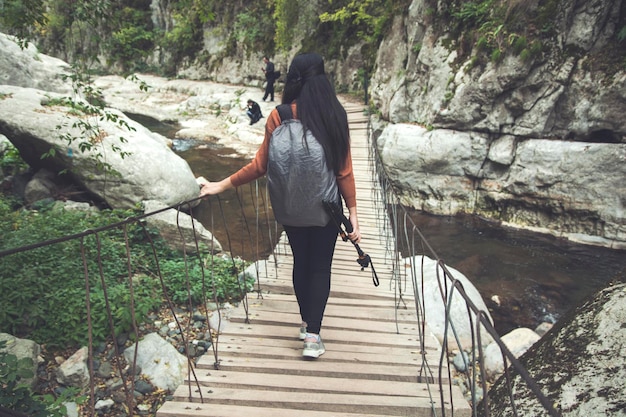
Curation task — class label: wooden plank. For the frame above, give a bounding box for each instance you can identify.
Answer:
[240,292,408,309]
[168,376,470,416]
[169,386,460,417]
[229,304,419,325]
[217,323,426,348]
[209,357,423,382]
[157,402,394,417]
[206,339,443,367]
[179,371,445,398]
[256,282,413,303]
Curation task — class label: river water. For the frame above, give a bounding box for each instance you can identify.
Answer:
[136,114,626,336]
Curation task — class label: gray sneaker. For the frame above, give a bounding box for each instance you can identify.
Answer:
[302,336,325,359]
[299,325,307,340]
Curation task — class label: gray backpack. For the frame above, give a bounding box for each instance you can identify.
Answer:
[267,104,340,227]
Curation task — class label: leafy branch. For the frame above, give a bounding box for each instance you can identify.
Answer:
[41,72,136,177]
[0,340,82,416]
[319,0,398,44]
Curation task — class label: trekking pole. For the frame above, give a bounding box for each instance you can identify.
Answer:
[323,200,380,287]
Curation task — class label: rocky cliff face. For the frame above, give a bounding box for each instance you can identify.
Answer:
[369,0,626,249]
[372,0,625,139]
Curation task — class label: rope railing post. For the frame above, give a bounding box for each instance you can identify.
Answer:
[79,235,96,416]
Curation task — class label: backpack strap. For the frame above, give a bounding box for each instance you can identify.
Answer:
[276,104,293,123]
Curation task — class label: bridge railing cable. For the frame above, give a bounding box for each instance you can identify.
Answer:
[0,190,278,416]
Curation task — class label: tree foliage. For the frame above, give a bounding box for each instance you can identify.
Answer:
[0,0,46,47]
[273,0,300,51]
[1,0,408,76]
[159,0,215,72]
[319,0,399,44]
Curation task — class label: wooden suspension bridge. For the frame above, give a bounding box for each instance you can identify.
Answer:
[156,102,471,417]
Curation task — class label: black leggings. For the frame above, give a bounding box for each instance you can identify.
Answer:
[283,222,338,334]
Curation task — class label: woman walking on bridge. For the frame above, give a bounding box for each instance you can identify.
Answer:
[199,52,361,359]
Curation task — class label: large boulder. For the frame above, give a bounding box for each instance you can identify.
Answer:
[371,0,626,140]
[483,327,541,381]
[376,123,626,249]
[406,255,494,350]
[376,124,486,214]
[93,74,270,158]
[0,85,200,209]
[481,281,626,416]
[0,33,71,94]
[0,333,41,390]
[123,333,187,392]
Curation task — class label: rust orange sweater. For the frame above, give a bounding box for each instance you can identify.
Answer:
[229,103,357,209]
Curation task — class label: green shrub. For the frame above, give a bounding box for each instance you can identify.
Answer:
[274,0,300,51]
[491,48,503,62]
[0,0,47,46]
[476,35,489,51]
[160,257,252,305]
[0,196,251,349]
[451,0,494,26]
[511,34,527,54]
[110,25,154,59]
[0,341,78,416]
[0,340,47,416]
[519,48,531,62]
[157,0,215,72]
[437,0,563,67]
[105,5,154,69]
[233,12,259,45]
[0,142,29,176]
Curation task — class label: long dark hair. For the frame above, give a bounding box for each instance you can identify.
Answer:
[281,53,350,173]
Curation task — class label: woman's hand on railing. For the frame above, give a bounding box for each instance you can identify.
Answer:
[198,177,234,198]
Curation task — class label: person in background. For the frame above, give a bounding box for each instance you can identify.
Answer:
[246,99,263,125]
[199,52,361,359]
[261,56,275,102]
